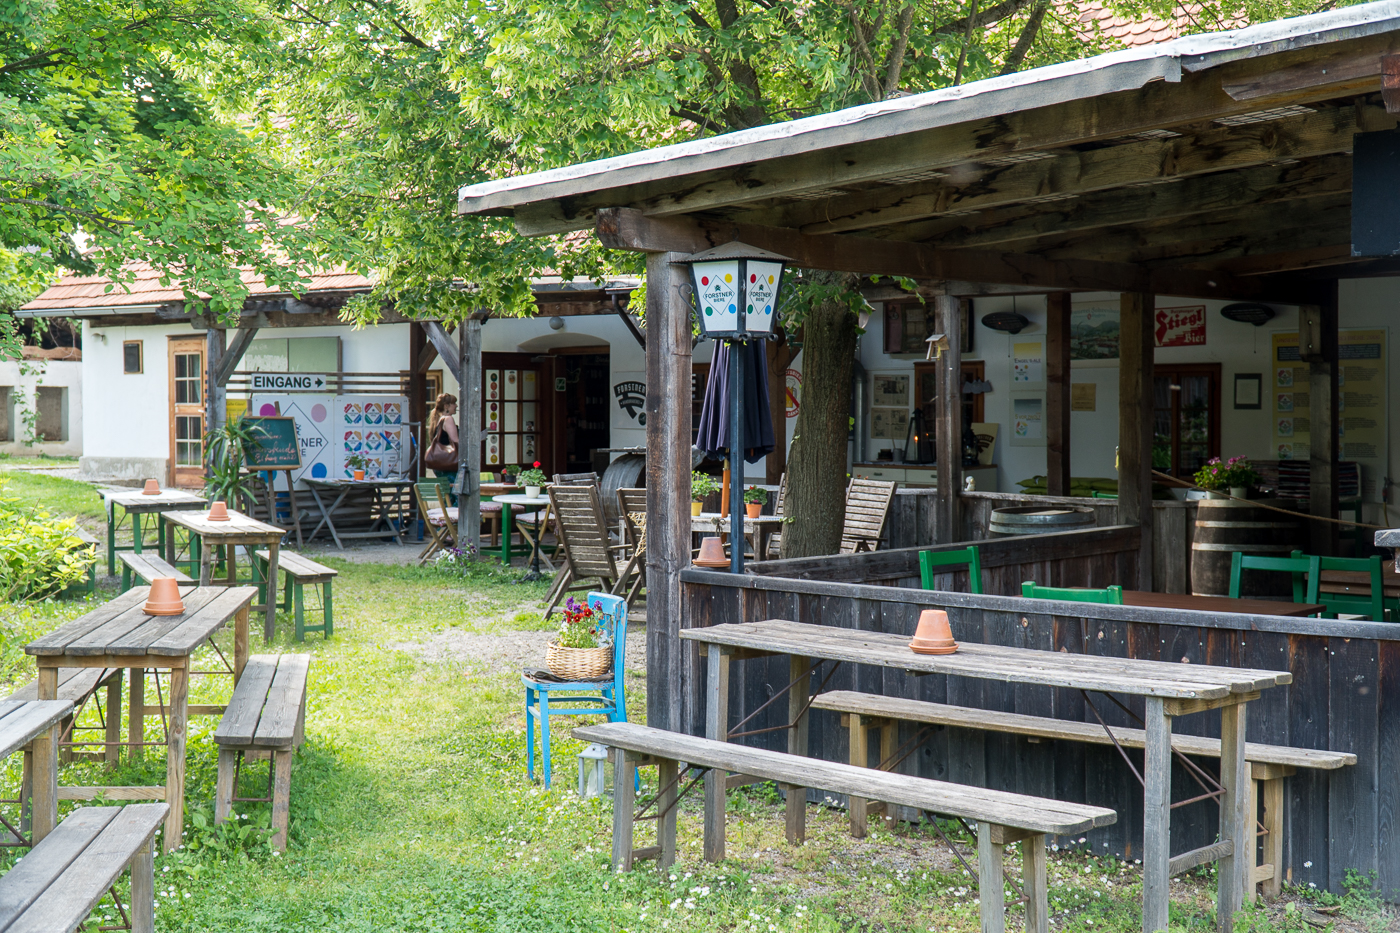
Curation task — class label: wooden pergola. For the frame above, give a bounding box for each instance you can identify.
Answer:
[458,2,1400,733]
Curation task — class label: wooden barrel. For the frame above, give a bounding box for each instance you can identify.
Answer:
[600,453,646,525]
[1190,499,1303,597]
[989,506,1096,536]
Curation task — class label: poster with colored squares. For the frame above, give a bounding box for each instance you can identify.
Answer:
[334,396,410,479]
[248,395,336,484]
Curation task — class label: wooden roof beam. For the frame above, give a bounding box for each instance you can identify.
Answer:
[593,207,1323,304]
[739,103,1384,236]
[505,35,1400,236]
[903,154,1351,250]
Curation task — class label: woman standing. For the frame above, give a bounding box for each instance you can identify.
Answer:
[427,394,460,503]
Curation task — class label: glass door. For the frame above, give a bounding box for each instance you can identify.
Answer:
[482,354,543,474]
[1153,364,1220,479]
[168,337,206,488]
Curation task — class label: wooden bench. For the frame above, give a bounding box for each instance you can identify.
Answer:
[213,654,310,851]
[256,550,336,641]
[811,690,1357,901]
[0,803,166,933]
[575,721,1115,933]
[117,551,193,593]
[0,699,73,846]
[8,668,122,766]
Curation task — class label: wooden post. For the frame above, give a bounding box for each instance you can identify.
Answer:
[1217,701,1250,933]
[785,655,811,844]
[408,324,427,480]
[848,713,869,837]
[1023,834,1049,933]
[1301,289,1339,555]
[657,757,678,869]
[130,839,155,933]
[1119,293,1155,591]
[29,722,57,843]
[612,745,637,871]
[977,823,1007,933]
[1260,773,1286,901]
[765,336,796,485]
[703,643,729,863]
[1142,696,1171,933]
[932,295,962,543]
[645,251,694,734]
[1046,293,1072,497]
[163,662,189,853]
[129,668,144,761]
[461,316,484,552]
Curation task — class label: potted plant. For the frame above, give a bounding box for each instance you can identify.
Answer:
[203,417,269,508]
[346,453,368,481]
[517,462,547,498]
[1193,456,1260,500]
[504,463,522,485]
[691,471,720,516]
[546,597,613,680]
[743,485,768,518]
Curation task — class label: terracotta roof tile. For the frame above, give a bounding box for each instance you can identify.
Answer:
[21,263,373,312]
[1072,1,1241,48]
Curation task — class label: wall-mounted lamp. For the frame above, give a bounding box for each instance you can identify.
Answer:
[548,316,566,331]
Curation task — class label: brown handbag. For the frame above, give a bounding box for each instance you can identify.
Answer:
[423,425,459,471]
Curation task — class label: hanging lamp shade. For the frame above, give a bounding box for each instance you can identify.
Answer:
[679,241,791,339]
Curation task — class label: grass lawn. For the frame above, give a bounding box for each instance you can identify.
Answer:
[0,472,1391,932]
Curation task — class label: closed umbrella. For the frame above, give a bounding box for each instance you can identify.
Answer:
[695,339,774,572]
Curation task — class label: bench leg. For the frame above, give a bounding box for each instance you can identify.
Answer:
[105,671,123,766]
[19,749,30,837]
[163,665,189,854]
[130,838,155,933]
[271,748,292,852]
[1217,702,1249,933]
[129,669,144,761]
[215,748,237,825]
[294,582,305,642]
[658,758,678,870]
[703,644,730,863]
[848,713,869,838]
[1261,777,1285,902]
[977,823,1007,933]
[781,783,806,844]
[611,745,636,871]
[121,563,132,593]
[1024,834,1049,933]
[30,723,58,844]
[323,579,333,637]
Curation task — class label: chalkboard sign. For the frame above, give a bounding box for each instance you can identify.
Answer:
[243,417,302,470]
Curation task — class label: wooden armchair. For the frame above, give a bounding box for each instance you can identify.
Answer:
[839,478,897,554]
[544,484,636,618]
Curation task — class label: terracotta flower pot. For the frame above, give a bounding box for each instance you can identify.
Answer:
[746,502,762,518]
[353,469,365,481]
[694,536,729,568]
[909,609,958,655]
[144,577,185,616]
[207,500,231,522]
[142,479,160,496]
[691,501,703,516]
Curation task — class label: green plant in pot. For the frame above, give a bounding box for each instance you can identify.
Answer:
[743,485,769,518]
[517,462,548,497]
[203,417,270,508]
[1193,456,1260,500]
[345,453,369,480]
[691,471,720,516]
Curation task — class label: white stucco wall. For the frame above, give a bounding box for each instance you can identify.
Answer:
[0,358,82,456]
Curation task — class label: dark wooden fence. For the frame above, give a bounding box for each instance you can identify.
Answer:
[881,491,1199,594]
[678,568,1400,902]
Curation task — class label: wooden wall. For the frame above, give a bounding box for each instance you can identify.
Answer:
[678,569,1400,902]
[881,490,1198,594]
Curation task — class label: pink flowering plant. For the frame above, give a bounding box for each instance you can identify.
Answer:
[1193,456,1260,491]
[555,597,609,649]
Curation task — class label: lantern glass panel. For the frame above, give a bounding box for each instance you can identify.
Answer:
[744,259,783,335]
[694,260,742,336]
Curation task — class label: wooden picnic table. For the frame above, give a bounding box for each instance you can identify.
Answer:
[0,699,74,846]
[101,488,206,578]
[680,618,1291,933]
[691,511,785,562]
[26,584,256,852]
[1121,590,1324,617]
[302,478,413,549]
[161,509,285,642]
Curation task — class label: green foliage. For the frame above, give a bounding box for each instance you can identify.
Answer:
[516,464,547,487]
[0,0,328,319]
[691,470,721,499]
[743,484,769,505]
[0,480,92,600]
[203,416,267,505]
[554,596,605,648]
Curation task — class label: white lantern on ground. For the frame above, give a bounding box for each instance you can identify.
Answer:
[578,742,613,799]
[680,242,791,340]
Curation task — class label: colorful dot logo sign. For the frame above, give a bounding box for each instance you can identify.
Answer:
[750,274,756,283]
[259,403,277,416]
[311,403,327,422]
[701,276,709,285]
[768,275,774,284]
[724,273,732,283]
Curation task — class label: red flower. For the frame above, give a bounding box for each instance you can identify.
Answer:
[533,461,541,468]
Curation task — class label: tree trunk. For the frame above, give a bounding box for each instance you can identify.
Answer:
[781,285,858,558]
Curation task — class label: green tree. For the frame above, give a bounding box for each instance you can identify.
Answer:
[1,0,326,317]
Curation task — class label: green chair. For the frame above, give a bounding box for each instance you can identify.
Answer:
[1021,581,1123,604]
[1290,550,1385,622]
[1227,552,1320,605]
[920,546,983,594]
[1090,490,1118,499]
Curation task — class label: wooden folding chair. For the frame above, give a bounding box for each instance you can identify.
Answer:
[766,473,788,558]
[839,478,897,554]
[414,480,457,564]
[543,484,629,619]
[615,488,647,604]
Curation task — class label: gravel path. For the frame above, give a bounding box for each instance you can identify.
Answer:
[394,626,646,681]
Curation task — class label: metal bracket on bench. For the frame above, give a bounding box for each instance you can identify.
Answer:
[727,660,840,740]
[924,815,1030,906]
[97,884,132,931]
[634,766,708,824]
[229,749,277,805]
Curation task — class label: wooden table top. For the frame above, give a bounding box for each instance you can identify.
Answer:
[1121,590,1324,617]
[304,478,413,488]
[680,619,1290,699]
[1317,568,1400,597]
[160,508,284,538]
[0,700,74,759]
[693,512,785,528]
[105,489,207,510]
[27,585,257,659]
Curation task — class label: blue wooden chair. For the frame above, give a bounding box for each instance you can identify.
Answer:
[523,591,628,788]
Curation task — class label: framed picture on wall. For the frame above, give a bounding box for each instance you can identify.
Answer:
[871,373,910,407]
[1010,393,1045,446]
[1234,373,1262,409]
[883,300,973,355]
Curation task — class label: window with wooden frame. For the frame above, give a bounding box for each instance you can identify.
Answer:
[910,361,985,460]
[399,369,444,403]
[884,300,974,355]
[123,340,143,374]
[1153,364,1221,478]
